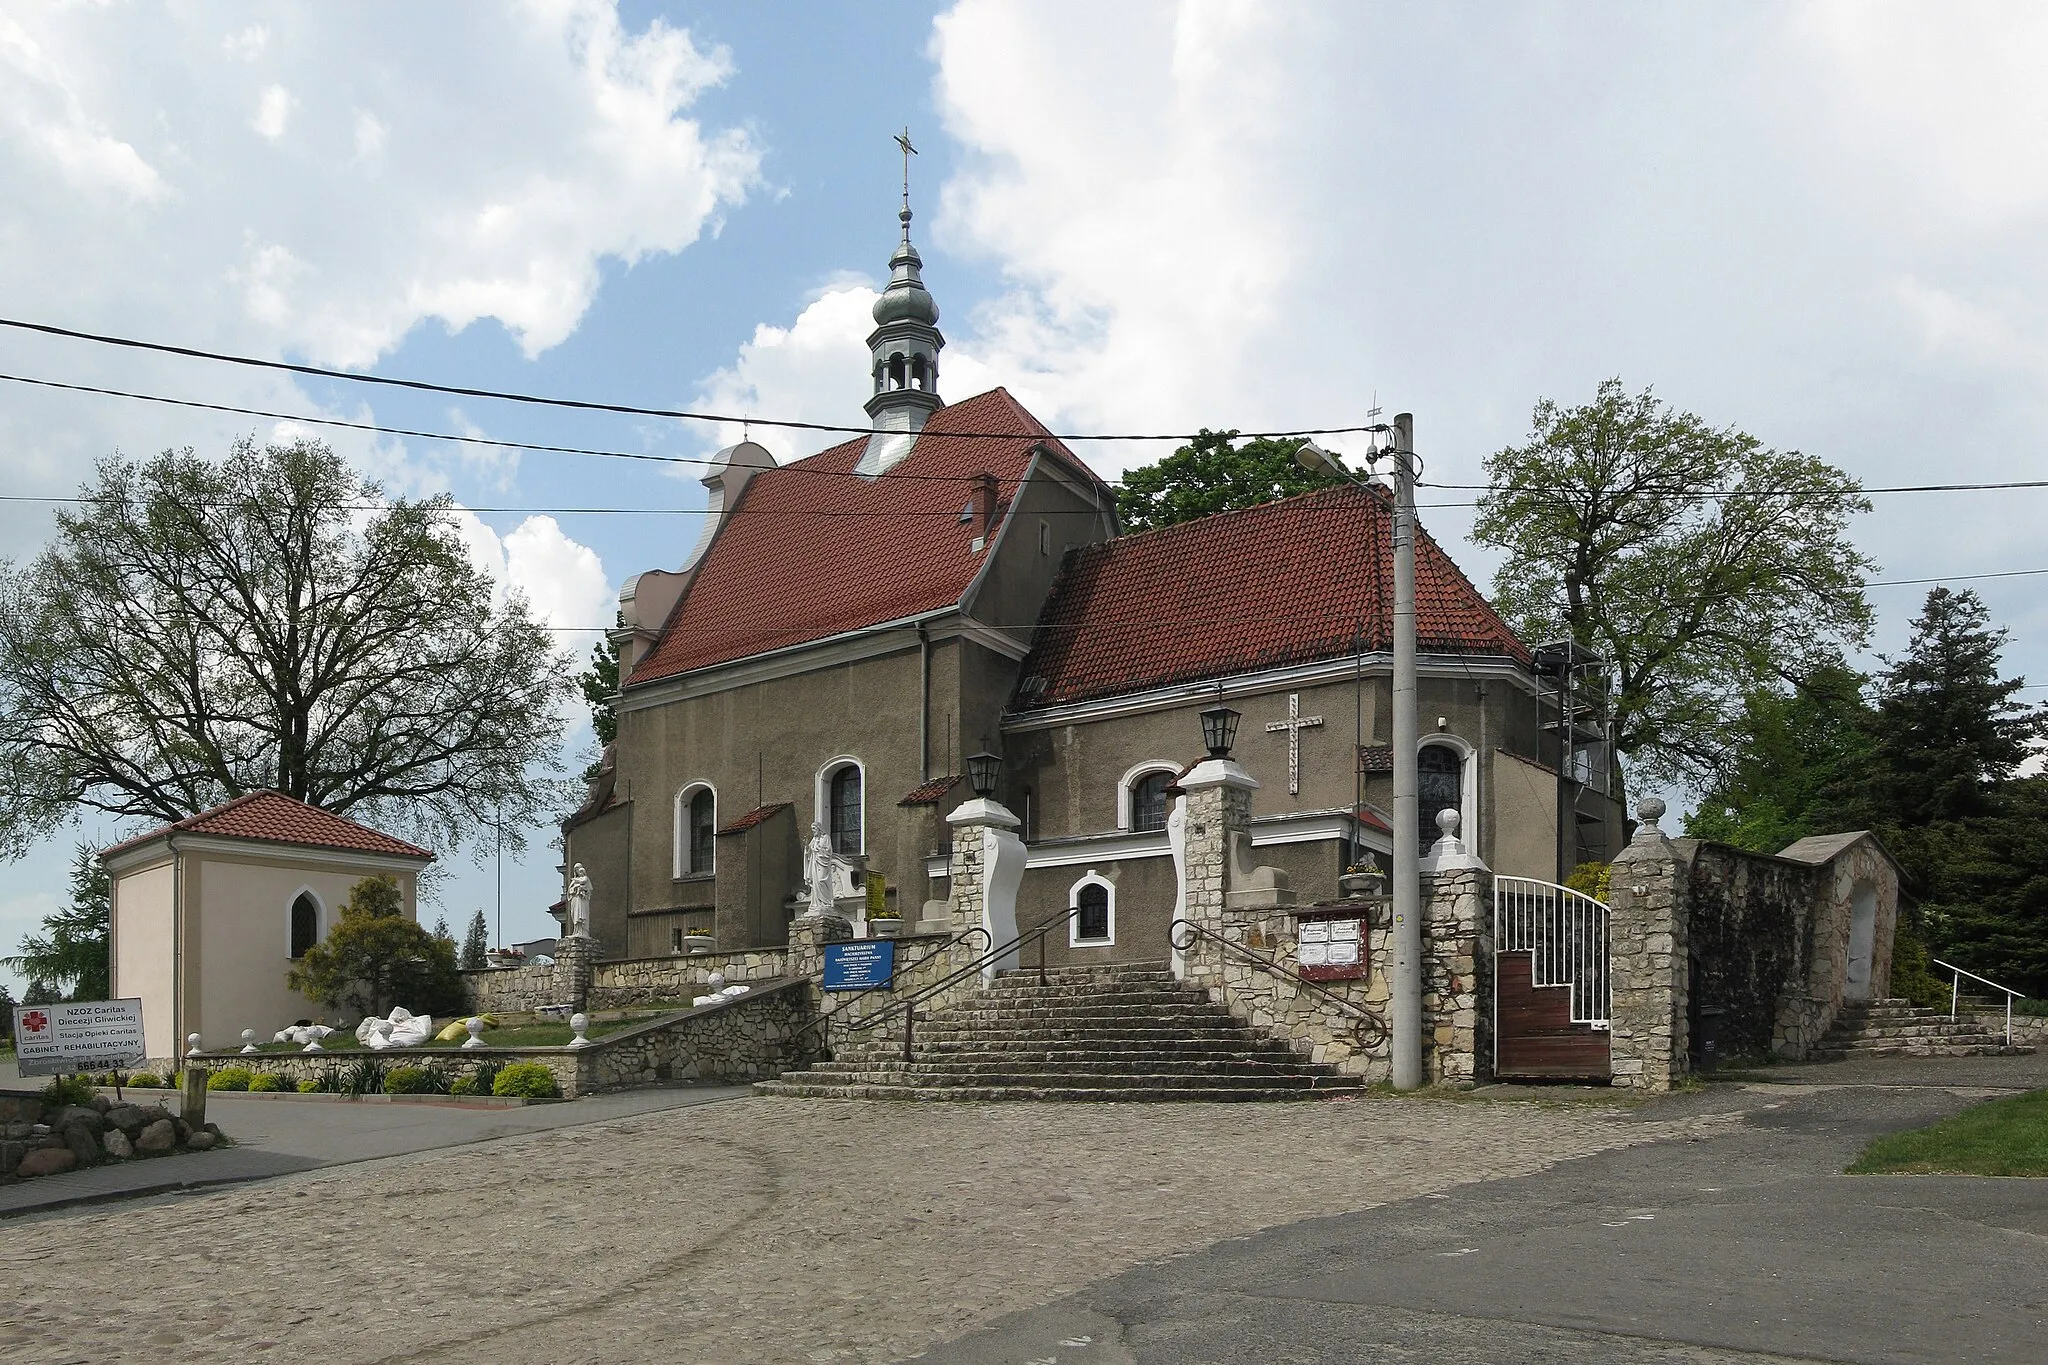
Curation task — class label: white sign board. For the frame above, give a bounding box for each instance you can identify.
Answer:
[1297,918,1362,968]
[12,999,148,1077]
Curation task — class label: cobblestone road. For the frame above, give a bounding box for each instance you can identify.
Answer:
[0,1094,1732,1365]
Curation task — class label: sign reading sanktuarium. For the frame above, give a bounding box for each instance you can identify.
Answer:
[12,999,148,1077]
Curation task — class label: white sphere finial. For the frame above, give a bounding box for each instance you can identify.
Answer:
[185,1032,203,1057]
[462,1016,488,1050]
[1435,807,1461,836]
[240,1028,259,1054]
[568,1012,591,1048]
[1637,796,1667,829]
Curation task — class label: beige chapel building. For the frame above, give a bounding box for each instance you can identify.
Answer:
[564,203,1625,968]
[102,790,433,1059]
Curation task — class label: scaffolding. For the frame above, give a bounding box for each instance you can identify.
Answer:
[1532,639,1617,882]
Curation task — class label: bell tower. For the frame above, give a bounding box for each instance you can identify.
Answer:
[865,128,944,436]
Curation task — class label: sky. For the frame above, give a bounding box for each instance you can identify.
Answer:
[4,1,2048,993]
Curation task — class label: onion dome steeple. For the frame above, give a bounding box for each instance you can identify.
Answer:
[865,127,944,436]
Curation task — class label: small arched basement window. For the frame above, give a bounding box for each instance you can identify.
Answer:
[1070,873,1114,946]
[289,892,319,959]
[1418,743,1463,855]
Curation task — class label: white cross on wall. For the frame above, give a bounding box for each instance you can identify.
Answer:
[1265,692,1325,796]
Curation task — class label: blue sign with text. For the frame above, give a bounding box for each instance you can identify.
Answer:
[822,939,897,991]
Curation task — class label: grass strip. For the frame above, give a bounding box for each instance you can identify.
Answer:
[1847,1087,2048,1176]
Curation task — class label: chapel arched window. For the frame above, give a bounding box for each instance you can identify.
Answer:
[289,892,319,959]
[687,788,716,875]
[830,765,864,856]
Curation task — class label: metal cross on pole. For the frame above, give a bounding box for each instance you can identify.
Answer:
[894,126,917,220]
[1265,692,1325,796]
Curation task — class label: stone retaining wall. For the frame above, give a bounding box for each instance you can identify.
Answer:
[196,979,819,1098]
[587,947,789,1010]
[463,935,597,1014]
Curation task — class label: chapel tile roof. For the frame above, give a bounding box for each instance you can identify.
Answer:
[626,389,1105,687]
[99,791,433,862]
[1013,484,1530,711]
[1357,745,1395,774]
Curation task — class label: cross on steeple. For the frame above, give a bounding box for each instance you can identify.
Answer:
[894,126,918,237]
[1265,692,1325,796]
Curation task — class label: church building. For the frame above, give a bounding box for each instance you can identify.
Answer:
[564,197,1624,969]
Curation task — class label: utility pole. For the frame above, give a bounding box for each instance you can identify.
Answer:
[1295,415,1424,1090]
[1387,413,1423,1091]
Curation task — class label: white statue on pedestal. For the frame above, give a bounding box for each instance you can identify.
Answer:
[565,862,593,938]
[805,822,838,919]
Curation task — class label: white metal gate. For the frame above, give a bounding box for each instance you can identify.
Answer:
[1493,876,1611,1026]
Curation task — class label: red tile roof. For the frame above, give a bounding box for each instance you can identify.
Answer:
[1014,484,1529,710]
[717,802,792,835]
[898,775,963,806]
[626,389,1105,687]
[100,791,433,861]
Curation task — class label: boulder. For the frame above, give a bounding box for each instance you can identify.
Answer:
[137,1103,173,1125]
[102,1128,134,1160]
[0,1121,33,1141]
[51,1105,106,1134]
[60,1123,101,1166]
[16,1147,77,1178]
[0,1096,37,1123]
[135,1118,177,1154]
[89,1094,113,1113]
[0,1140,23,1176]
[173,1118,192,1143]
[185,1131,217,1151]
[104,1105,145,1134]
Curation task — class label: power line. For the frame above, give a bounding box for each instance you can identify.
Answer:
[0,316,1380,442]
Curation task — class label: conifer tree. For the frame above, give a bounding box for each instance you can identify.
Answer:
[461,908,490,971]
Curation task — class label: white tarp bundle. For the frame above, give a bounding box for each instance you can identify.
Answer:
[273,1024,334,1046]
[355,1007,433,1050]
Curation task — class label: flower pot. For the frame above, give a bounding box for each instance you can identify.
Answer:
[869,917,905,938]
[684,935,716,955]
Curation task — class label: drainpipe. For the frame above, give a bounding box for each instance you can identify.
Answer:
[918,622,931,783]
[168,835,184,1055]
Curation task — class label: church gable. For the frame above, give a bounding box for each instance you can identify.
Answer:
[624,388,1106,688]
[1013,484,1529,711]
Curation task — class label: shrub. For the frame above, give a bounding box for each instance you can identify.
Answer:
[491,1062,560,1099]
[470,1059,503,1094]
[248,1073,284,1092]
[207,1067,253,1091]
[126,1072,162,1089]
[41,1074,96,1107]
[297,1079,319,1093]
[450,1074,479,1096]
[341,1056,387,1097]
[384,1066,450,1095]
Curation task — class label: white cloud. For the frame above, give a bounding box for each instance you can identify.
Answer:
[252,83,293,141]
[449,511,613,696]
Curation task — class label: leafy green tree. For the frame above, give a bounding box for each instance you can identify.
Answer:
[1474,380,1874,791]
[0,438,576,859]
[1684,662,1874,853]
[460,908,489,971]
[0,982,15,1042]
[22,979,61,1006]
[580,630,620,747]
[1862,588,2040,826]
[2,841,112,1000]
[286,875,466,1018]
[1114,429,1345,532]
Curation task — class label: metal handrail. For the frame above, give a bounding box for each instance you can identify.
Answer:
[1169,918,1389,1050]
[1934,956,2029,1047]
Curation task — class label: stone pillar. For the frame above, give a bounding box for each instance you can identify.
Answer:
[551,934,599,1013]
[946,796,1026,981]
[1420,809,1490,1087]
[1175,756,1259,989]
[786,908,853,983]
[1608,797,1688,1091]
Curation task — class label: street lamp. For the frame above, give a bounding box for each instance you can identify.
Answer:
[966,750,1002,798]
[1297,418,1425,1091]
[1199,703,1241,760]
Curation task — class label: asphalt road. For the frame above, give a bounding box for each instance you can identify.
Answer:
[913,1081,2048,1364]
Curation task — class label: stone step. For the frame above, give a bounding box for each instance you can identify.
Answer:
[876,1027,1263,1046]
[1829,1021,2000,1040]
[912,1007,1238,1027]
[804,1053,1329,1075]
[972,987,1211,1006]
[1808,1041,2035,1060]
[751,1081,1355,1102]
[786,1066,1342,1089]
[838,1039,1305,1061]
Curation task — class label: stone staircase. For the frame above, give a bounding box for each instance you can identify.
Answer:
[1809,997,2036,1061]
[754,961,1364,1101]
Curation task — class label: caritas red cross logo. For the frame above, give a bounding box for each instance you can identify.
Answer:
[19,1009,50,1036]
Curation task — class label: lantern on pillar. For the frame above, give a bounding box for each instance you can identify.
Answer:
[966,750,1002,798]
[1199,704,1241,759]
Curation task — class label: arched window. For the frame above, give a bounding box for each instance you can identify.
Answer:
[675,785,715,875]
[1418,743,1463,855]
[887,353,906,390]
[829,764,864,856]
[289,892,319,959]
[1070,872,1114,946]
[910,354,928,389]
[1131,772,1173,833]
